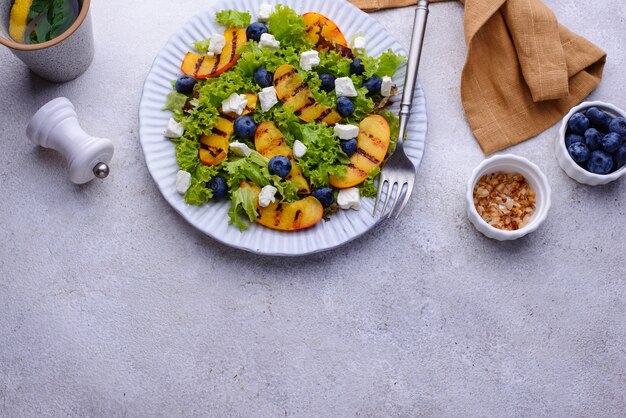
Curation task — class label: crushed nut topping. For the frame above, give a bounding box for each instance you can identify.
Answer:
[473,172,536,231]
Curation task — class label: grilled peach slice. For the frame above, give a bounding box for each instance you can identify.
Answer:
[199,117,233,166]
[273,64,341,125]
[255,121,310,194]
[242,182,323,231]
[330,115,391,188]
[303,12,349,50]
[199,94,257,166]
[181,28,246,79]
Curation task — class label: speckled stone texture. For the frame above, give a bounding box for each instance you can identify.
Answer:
[0,0,624,416]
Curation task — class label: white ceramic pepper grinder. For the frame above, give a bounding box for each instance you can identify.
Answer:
[26,97,114,184]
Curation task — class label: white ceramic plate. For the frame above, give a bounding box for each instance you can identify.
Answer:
[139,0,428,256]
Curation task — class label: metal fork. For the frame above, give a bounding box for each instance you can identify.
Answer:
[373,0,430,219]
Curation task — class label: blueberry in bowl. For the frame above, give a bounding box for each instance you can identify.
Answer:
[555,101,626,185]
[568,112,590,135]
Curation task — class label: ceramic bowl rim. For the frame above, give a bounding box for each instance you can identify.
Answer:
[556,100,626,181]
[466,153,552,240]
[0,0,90,51]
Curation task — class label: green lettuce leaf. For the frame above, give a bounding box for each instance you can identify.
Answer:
[359,167,380,198]
[216,10,251,28]
[162,91,188,121]
[291,122,349,188]
[362,49,406,78]
[176,138,200,172]
[267,5,312,51]
[186,165,219,205]
[193,38,211,54]
[376,49,407,77]
[228,187,259,231]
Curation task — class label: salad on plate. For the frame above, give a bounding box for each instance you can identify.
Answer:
[162,3,405,231]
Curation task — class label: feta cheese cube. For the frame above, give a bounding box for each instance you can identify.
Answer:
[259,33,280,49]
[230,141,251,157]
[222,93,248,115]
[337,187,361,210]
[258,86,278,112]
[293,140,307,159]
[208,34,226,56]
[176,170,191,195]
[381,76,393,97]
[258,185,278,208]
[164,118,184,138]
[335,77,358,97]
[334,124,360,140]
[299,50,320,71]
[258,3,274,22]
[350,36,367,53]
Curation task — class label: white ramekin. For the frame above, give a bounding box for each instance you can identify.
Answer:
[555,101,626,186]
[466,154,552,241]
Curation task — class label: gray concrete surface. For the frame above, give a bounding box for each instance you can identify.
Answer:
[1,0,625,416]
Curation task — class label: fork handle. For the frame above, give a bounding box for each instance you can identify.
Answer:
[397,0,430,145]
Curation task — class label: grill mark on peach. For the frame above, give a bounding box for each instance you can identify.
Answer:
[294,98,316,116]
[274,204,284,226]
[356,148,380,165]
[228,30,238,62]
[315,108,333,123]
[274,68,297,85]
[283,83,308,103]
[348,164,367,177]
[221,114,236,122]
[193,57,205,76]
[363,132,386,148]
[209,57,220,75]
[212,128,228,138]
[200,143,222,158]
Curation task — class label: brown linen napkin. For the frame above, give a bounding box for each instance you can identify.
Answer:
[350,0,607,154]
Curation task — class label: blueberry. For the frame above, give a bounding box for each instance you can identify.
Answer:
[609,117,626,136]
[568,112,590,135]
[253,67,274,88]
[363,76,382,95]
[602,132,622,153]
[268,156,292,178]
[584,128,603,150]
[175,75,196,94]
[340,138,358,156]
[565,133,584,148]
[319,73,336,92]
[312,188,334,208]
[336,97,355,117]
[350,58,365,76]
[233,115,256,139]
[587,150,613,174]
[246,22,268,42]
[586,107,612,132]
[567,142,590,163]
[208,176,228,199]
[614,144,626,167]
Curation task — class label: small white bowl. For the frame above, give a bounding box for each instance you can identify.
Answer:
[555,101,626,185]
[466,154,552,241]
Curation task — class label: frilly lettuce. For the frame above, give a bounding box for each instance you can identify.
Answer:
[267,5,312,51]
[216,10,251,28]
